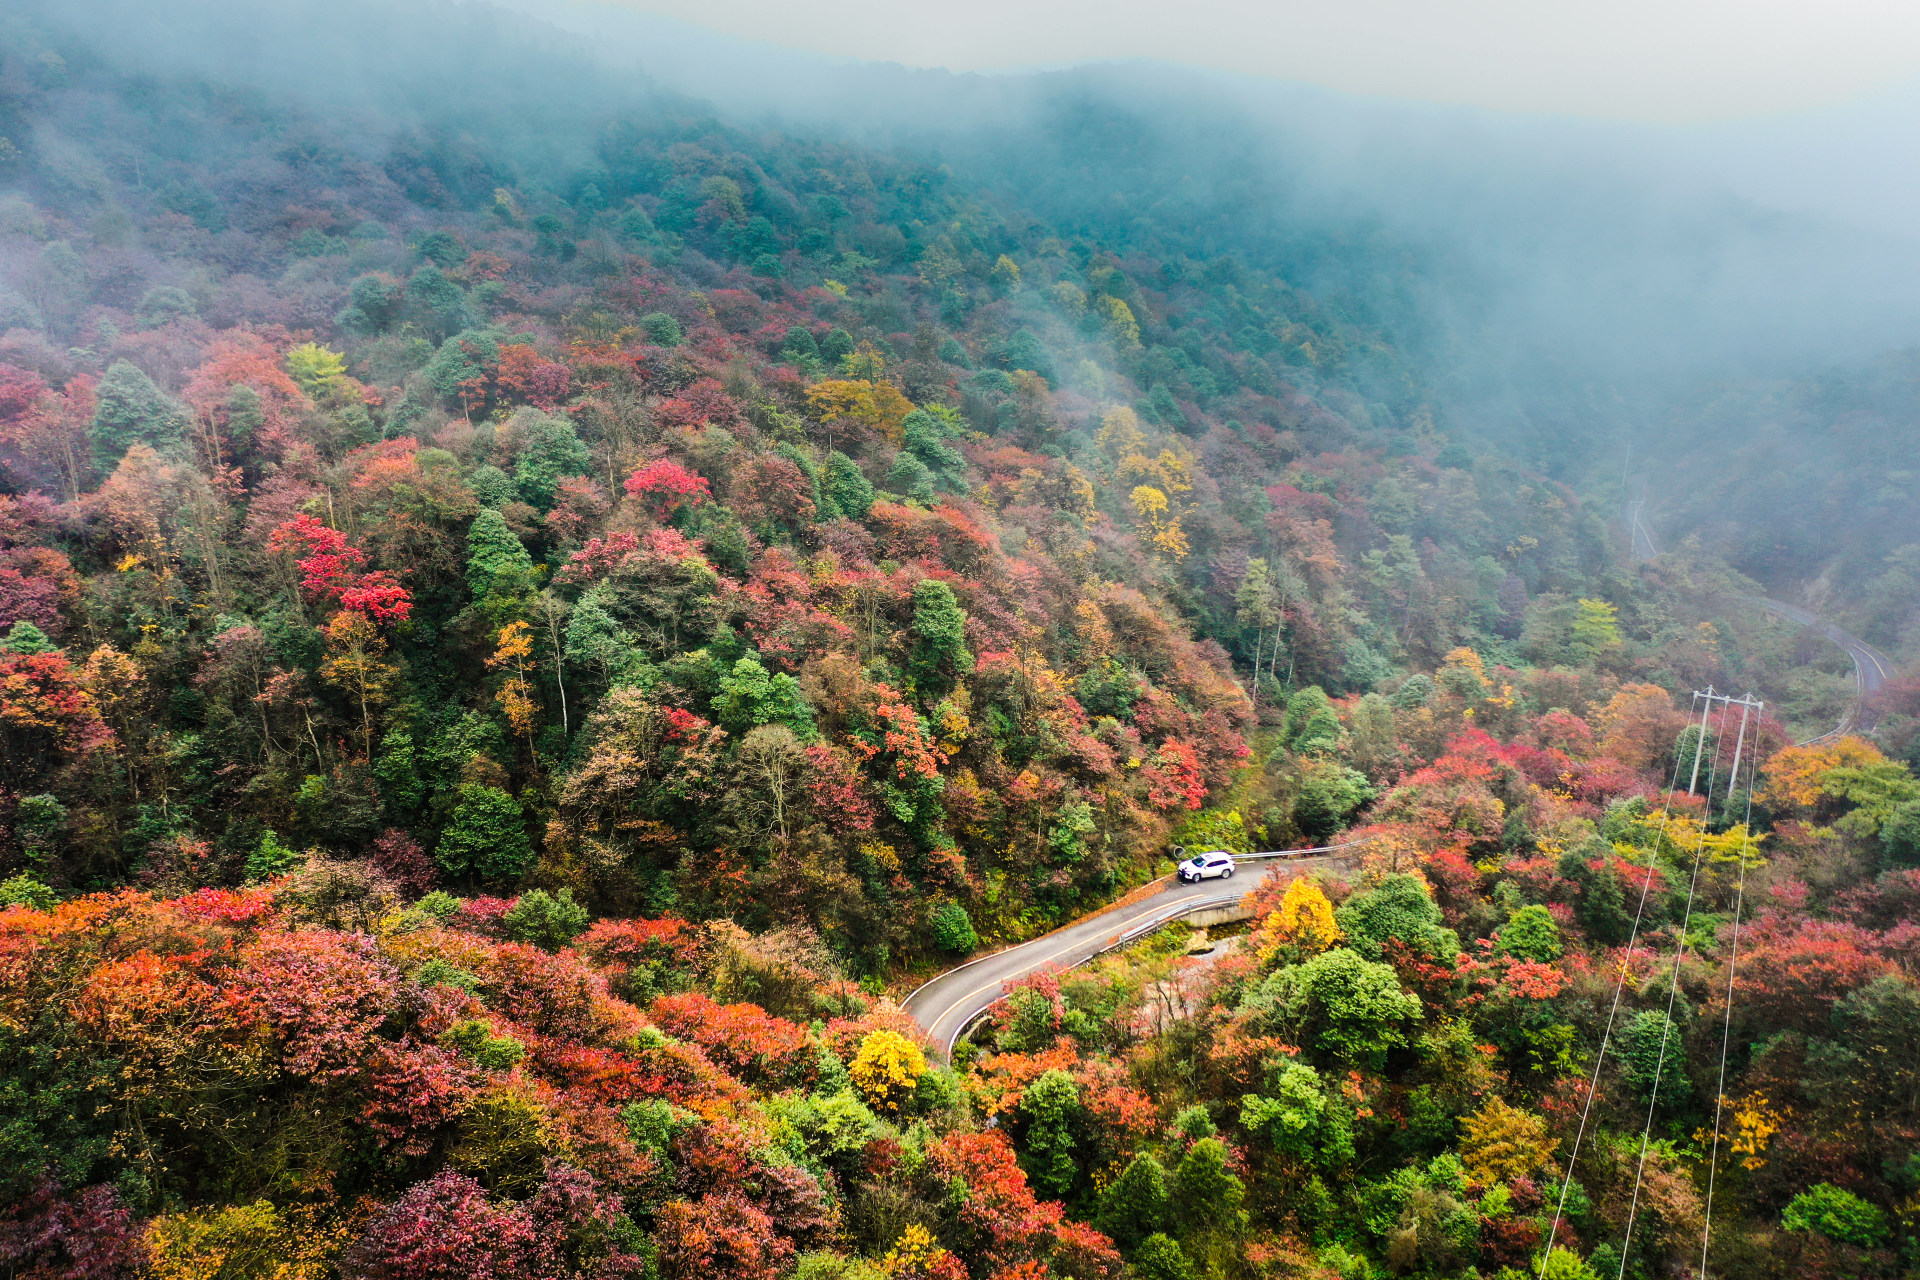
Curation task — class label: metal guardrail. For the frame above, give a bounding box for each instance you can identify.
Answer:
[939,892,1244,1047]
[1096,892,1245,952]
[928,842,1369,1050]
[1740,594,1887,746]
[1170,836,1373,864]
[1101,841,1369,950]
[904,838,1371,1018]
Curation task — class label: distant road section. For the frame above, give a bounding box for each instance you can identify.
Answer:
[904,847,1358,1057]
[1628,502,1894,742]
[1745,597,1895,741]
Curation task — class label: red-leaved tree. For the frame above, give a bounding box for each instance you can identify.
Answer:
[624,460,712,520]
[339,1169,538,1280]
[0,1174,142,1280]
[654,1190,792,1280]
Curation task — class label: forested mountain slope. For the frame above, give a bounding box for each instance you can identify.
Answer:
[1640,350,1920,647]
[0,5,1917,1279]
[0,1,1633,925]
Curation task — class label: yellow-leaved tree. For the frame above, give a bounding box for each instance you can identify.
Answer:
[1459,1096,1558,1184]
[1254,875,1343,966]
[284,342,348,400]
[146,1200,346,1280]
[1759,736,1919,836]
[1760,736,1887,811]
[851,1029,926,1113]
[1095,404,1146,460]
[1130,485,1189,561]
[805,378,915,445]
[319,610,394,757]
[1095,295,1141,347]
[486,620,539,741]
[880,1223,958,1279]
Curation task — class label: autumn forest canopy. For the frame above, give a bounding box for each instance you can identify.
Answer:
[3,3,1920,1278]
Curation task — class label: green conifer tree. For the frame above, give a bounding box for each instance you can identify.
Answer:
[466,507,535,601]
[1132,1235,1195,1280]
[90,360,185,465]
[0,621,55,654]
[511,409,591,508]
[821,451,875,521]
[1019,1069,1080,1197]
[908,579,973,699]
[437,783,533,881]
[1094,1153,1171,1251]
[1172,1137,1248,1244]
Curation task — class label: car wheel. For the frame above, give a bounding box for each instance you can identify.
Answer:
[1224,866,1234,878]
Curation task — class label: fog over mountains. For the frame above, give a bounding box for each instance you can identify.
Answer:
[30,0,1920,497]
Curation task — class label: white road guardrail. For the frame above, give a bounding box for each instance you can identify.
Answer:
[910,837,1370,1051]
[1170,837,1373,864]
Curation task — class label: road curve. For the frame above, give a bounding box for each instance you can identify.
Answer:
[1629,508,1895,743]
[1744,597,1895,740]
[911,518,1903,1054]
[904,848,1356,1058]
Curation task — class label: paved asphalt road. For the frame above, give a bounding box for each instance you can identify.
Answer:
[1746,597,1895,738]
[1632,506,1894,741]
[903,589,1899,1057]
[904,851,1348,1058]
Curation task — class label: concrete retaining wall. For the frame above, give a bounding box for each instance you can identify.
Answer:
[1182,903,1256,928]
[1172,853,1363,930]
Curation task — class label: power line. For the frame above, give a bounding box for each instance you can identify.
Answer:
[1535,702,1700,1279]
[1616,691,1760,1280]
[1698,700,1762,1280]
[1536,689,1754,1280]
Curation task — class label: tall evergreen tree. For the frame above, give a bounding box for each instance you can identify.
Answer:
[466,508,535,602]
[1094,1152,1171,1252]
[908,579,973,699]
[511,410,591,508]
[89,361,185,465]
[436,783,533,881]
[821,451,875,521]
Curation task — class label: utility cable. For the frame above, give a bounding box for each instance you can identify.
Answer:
[1616,695,1748,1279]
[1615,785,1716,1275]
[1535,699,1701,1279]
[1697,716,1760,1280]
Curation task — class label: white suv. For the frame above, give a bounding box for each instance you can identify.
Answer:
[1176,851,1236,884]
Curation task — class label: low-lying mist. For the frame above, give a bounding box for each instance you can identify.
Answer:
[497,2,1920,409]
[30,0,1920,381]
[11,0,1920,573]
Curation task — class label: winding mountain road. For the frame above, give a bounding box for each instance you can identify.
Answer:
[1744,597,1894,741]
[905,511,1901,1054]
[904,846,1360,1057]
[1630,502,1894,742]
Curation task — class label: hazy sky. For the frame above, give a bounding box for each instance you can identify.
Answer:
[559,0,1920,122]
